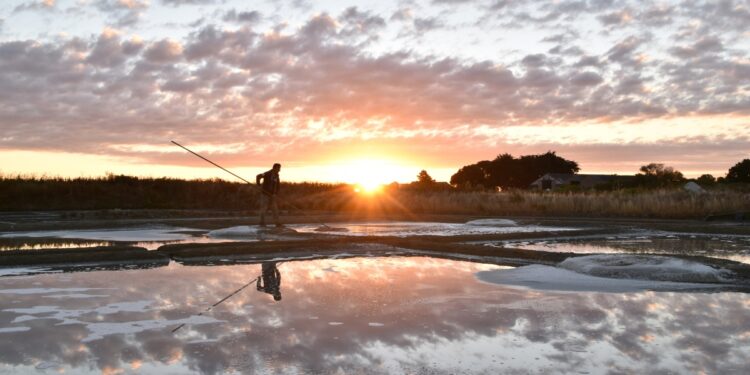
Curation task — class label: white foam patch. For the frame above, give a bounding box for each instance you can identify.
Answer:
[465,219,518,226]
[2,300,221,341]
[81,315,222,342]
[0,326,31,333]
[476,265,729,293]
[208,226,260,238]
[368,322,385,327]
[5,300,153,325]
[558,255,735,283]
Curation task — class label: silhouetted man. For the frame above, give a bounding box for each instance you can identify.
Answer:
[256,163,281,227]
[256,262,281,301]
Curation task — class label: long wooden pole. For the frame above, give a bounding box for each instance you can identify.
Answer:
[170,140,334,229]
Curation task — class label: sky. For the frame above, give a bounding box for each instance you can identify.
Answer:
[0,0,748,183]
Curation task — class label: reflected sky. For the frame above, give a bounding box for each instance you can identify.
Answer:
[0,225,304,250]
[0,221,579,251]
[0,256,748,374]
[492,233,750,264]
[291,221,579,237]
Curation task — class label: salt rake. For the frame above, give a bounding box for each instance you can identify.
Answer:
[170,140,346,232]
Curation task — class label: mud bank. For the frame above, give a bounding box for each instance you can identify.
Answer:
[3,229,750,283]
[0,246,168,268]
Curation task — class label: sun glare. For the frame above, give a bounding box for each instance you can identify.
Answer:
[339,159,397,194]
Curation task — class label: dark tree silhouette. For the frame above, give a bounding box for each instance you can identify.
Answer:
[416,170,436,184]
[634,163,685,187]
[696,174,716,186]
[726,159,750,183]
[450,151,579,190]
[450,164,489,188]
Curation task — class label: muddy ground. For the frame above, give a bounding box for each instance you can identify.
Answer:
[1,210,749,282]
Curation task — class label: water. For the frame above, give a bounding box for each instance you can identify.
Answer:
[0,225,298,250]
[0,220,580,251]
[291,220,578,237]
[0,255,748,374]
[489,232,750,264]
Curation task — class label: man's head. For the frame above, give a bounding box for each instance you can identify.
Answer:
[272,163,281,172]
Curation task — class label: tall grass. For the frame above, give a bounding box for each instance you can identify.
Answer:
[378,189,750,219]
[0,174,747,219]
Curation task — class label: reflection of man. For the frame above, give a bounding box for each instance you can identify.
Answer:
[256,262,282,301]
[256,163,282,227]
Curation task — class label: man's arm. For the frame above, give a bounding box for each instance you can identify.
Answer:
[256,173,263,186]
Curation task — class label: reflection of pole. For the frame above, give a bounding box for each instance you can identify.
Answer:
[171,262,285,334]
[171,277,257,334]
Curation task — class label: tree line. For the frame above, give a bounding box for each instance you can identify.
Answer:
[415,153,750,191]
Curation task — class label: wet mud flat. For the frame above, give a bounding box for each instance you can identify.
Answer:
[2,217,750,281]
[0,218,750,283]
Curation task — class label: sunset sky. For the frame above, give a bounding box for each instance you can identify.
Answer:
[1,0,748,184]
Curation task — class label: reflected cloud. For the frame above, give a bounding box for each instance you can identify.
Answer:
[0,256,747,374]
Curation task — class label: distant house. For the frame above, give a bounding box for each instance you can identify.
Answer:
[529,173,633,190]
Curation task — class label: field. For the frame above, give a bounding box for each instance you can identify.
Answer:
[1,175,748,220]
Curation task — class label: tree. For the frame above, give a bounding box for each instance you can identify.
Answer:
[634,163,685,187]
[416,170,436,184]
[696,174,716,186]
[450,151,579,190]
[450,164,489,188]
[726,159,750,183]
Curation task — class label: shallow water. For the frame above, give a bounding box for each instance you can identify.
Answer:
[0,225,297,250]
[490,232,750,264]
[291,220,578,237]
[0,220,579,250]
[0,255,748,374]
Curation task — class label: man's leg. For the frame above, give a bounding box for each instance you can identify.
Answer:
[271,197,281,226]
[259,195,269,226]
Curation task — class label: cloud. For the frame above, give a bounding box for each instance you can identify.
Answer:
[669,36,724,59]
[570,71,603,87]
[222,9,261,24]
[95,0,149,27]
[597,9,633,26]
[13,0,56,13]
[0,3,748,171]
[143,39,183,63]
[161,0,219,5]
[86,28,143,67]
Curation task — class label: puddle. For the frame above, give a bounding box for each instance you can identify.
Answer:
[0,255,747,374]
[489,233,750,264]
[0,225,290,250]
[0,220,581,250]
[291,220,578,237]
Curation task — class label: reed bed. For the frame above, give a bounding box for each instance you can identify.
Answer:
[0,175,747,219]
[378,189,749,219]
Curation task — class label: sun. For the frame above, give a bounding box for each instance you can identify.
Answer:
[354,180,382,194]
[339,159,395,194]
